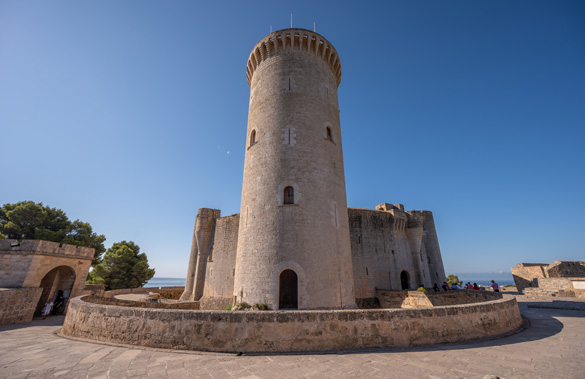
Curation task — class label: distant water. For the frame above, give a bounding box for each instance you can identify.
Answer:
[144,277,186,288]
[455,273,515,287]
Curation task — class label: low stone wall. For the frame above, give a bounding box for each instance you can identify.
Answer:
[376,289,501,309]
[0,288,43,325]
[103,287,160,298]
[523,287,585,298]
[534,278,574,289]
[83,295,199,310]
[158,286,185,300]
[200,296,233,310]
[82,284,105,297]
[62,295,522,353]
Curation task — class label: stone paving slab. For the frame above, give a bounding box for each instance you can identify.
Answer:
[0,298,584,378]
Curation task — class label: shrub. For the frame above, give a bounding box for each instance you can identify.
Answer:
[254,303,270,310]
[232,302,252,311]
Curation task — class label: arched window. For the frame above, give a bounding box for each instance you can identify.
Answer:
[249,130,256,146]
[284,186,294,204]
[326,126,333,141]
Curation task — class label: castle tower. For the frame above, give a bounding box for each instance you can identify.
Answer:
[233,29,356,310]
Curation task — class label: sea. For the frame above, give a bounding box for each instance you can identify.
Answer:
[144,273,515,289]
[454,272,515,287]
[144,277,186,288]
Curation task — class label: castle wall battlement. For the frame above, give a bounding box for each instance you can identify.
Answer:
[247,28,341,87]
[190,203,446,309]
[0,239,94,260]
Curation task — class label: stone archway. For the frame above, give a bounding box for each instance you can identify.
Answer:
[400,270,410,290]
[35,265,76,316]
[279,269,298,309]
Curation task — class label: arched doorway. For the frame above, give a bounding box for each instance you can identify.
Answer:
[400,270,410,290]
[35,265,76,316]
[279,269,298,309]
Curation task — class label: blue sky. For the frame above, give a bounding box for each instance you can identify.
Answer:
[1,1,583,277]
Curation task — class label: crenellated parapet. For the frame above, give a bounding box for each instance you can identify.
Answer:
[0,239,94,260]
[246,28,342,87]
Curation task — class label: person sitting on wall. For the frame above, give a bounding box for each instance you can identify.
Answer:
[491,280,500,292]
[442,282,449,291]
[417,284,428,293]
[433,283,440,292]
[451,283,460,290]
[473,283,480,290]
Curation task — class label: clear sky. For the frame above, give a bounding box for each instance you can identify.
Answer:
[1,1,584,277]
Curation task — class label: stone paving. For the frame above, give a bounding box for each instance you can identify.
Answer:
[1,297,584,378]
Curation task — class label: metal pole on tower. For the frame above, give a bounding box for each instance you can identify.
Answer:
[291,12,293,28]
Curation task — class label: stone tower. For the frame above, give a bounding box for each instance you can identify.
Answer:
[233,29,356,310]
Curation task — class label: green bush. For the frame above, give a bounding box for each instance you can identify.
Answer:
[231,302,252,311]
[254,303,270,310]
[225,304,232,311]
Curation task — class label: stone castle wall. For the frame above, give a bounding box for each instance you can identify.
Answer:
[348,207,446,304]
[0,240,93,288]
[348,208,415,301]
[201,214,239,308]
[0,288,43,325]
[547,261,585,278]
[62,294,522,353]
[0,240,94,319]
[511,263,548,291]
[511,261,585,293]
[184,204,446,309]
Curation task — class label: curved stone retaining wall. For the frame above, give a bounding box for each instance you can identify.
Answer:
[62,295,522,353]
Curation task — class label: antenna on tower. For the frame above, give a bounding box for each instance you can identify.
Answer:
[270,25,272,33]
[313,22,315,32]
[290,12,293,28]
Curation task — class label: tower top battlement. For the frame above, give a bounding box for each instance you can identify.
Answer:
[246,28,341,87]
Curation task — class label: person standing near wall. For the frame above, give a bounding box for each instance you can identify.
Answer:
[491,280,500,292]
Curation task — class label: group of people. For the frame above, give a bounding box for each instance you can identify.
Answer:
[439,280,500,292]
[41,294,65,319]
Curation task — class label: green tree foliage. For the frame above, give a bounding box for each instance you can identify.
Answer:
[87,241,155,290]
[446,274,460,286]
[0,201,106,264]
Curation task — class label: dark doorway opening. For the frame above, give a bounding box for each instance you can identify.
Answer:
[279,269,298,309]
[400,270,410,290]
[35,265,76,316]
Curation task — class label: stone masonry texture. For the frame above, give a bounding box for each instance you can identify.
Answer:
[235,29,355,310]
[0,287,42,324]
[0,239,94,323]
[62,293,522,353]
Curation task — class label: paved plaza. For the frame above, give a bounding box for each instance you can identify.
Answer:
[1,297,584,379]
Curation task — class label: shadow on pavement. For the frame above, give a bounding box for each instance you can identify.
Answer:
[0,315,65,332]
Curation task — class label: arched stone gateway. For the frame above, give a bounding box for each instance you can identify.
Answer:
[0,240,94,324]
[35,265,76,315]
[401,270,410,290]
[279,269,298,309]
